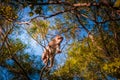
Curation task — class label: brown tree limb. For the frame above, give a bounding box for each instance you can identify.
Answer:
[6,40,31,80]
[44,7,76,19]
[1,65,22,74]
[16,7,77,25]
[14,1,120,25]
[75,14,89,33]
[0,26,13,52]
[75,14,104,52]
[11,56,30,80]
[25,1,118,9]
[98,26,110,56]
[75,13,113,58]
[99,18,120,24]
[40,57,49,80]
[20,1,72,6]
[1,1,119,25]
[0,24,31,80]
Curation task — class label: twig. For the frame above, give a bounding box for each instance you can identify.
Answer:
[40,54,51,80]
[6,38,31,80]
[16,7,76,25]
[0,23,31,80]
[11,56,31,80]
[75,13,105,52]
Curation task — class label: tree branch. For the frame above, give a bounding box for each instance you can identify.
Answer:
[11,56,31,80]
[75,14,105,52]
[1,25,31,80]
[24,1,72,6]
[44,7,76,19]
[99,18,120,24]
[6,41,31,80]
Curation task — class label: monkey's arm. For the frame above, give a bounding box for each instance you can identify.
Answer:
[56,44,61,53]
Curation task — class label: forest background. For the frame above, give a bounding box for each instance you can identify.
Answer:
[0,0,120,80]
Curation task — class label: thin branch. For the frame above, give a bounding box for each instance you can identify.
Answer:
[98,25,110,56]
[75,13,105,52]
[75,14,89,33]
[0,23,31,80]
[44,7,76,19]
[16,7,76,25]
[40,58,49,80]
[1,1,120,25]
[6,40,31,80]
[15,1,120,25]
[99,18,120,24]
[0,26,13,51]
[24,1,117,9]
[0,64,22,74]
[23,1,72,6]
[24,27,46,49]
[73,3,91,7]
[11,56,31,80]
[24,1,101,7]
[16,15,45,25]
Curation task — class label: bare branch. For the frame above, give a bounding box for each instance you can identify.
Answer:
[11,56,31,80]
[99,18,120,24]
[25,1,72,6]
[0,24,31,80]
[75,14,106,53]
[75,14,89,33]
[45,7,76,19]
[4,42,31,80]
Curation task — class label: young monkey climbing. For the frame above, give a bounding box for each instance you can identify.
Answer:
[42,35,63,68]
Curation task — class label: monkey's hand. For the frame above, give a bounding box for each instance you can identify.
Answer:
[56,50,61,53]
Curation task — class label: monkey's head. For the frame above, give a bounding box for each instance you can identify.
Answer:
[54,35,63,44]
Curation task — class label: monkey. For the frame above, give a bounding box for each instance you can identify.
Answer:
[42,35,63,68]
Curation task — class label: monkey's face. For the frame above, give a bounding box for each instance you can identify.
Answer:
[55,35,63,44]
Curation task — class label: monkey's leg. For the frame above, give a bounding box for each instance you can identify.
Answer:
[42,52,47,60]
[48,55,55,68]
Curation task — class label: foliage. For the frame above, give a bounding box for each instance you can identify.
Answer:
[0,38,43,79]
[27,20,49,39]
[52,34,120,79]
[114,0,120,8]
[52,40,104,79]
[0,4,18,23]
[0,0,120,80]
[103,58,120,78]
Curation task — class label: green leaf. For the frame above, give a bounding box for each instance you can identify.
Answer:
[114,0,120,8]
[29,12,34,17]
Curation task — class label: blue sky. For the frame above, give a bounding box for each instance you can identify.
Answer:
[14,5,89,63]
[12,6,67,68]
